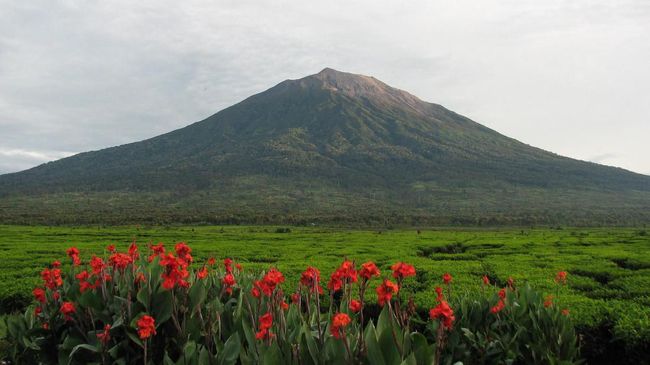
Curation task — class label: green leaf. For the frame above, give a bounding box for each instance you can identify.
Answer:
[400,353,417,365]
[68,343,98,362]
[189,281,207,313]
[364,321,386,365]
[152,290,173,325]
[137,286,150,308]
[219,332,241,365]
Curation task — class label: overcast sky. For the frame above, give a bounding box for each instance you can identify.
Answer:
[1,0,649,175]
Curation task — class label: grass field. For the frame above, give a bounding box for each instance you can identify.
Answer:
[0,225,649,360]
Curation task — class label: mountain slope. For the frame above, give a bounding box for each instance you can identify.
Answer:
[1,68,649,225]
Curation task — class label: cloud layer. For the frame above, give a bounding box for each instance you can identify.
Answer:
[1,0,649,175]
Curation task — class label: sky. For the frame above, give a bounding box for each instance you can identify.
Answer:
[1,0,649,175]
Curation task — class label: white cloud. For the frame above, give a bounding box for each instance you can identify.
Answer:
[0,0,649,175]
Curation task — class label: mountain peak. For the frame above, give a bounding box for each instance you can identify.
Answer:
[306,68,427,113]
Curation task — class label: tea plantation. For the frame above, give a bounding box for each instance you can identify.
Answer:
[0,225,648,363]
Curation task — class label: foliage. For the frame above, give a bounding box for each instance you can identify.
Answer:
[2,242,579,364]
[0,226,648,363]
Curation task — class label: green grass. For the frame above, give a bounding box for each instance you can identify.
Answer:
[0,225,649,351]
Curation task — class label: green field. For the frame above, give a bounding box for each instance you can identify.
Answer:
[1,225,649,361]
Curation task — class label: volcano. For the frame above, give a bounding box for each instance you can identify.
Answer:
[1,68,649,225]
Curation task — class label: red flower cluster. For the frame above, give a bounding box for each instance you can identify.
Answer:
[255,312,274,340]
[41,266,63,290]
[66,247,81,266]
[349,299,362,313]
[33,287,46,303]
[482,275,490,286]
[109,253,133,271]
[491,288,507,314]
[359,261,380,281]
[197,266,208,280]
[328,260,357,292]
[555,271,567,285]
[391,262,416,280]
[60,302,76,321]
[76,270,100,293]
[222,273,236,294]
[160,253,190,290]
[174,242,192,265]
[544,295,554,308]
[137,315,156,340]
[300,266,323,294]
[376,279,399,306]
[442,273,453,284]
[253,268,285,297]
[429,301,455,330]
[128,243,139,261]
[96,324,111,345]
[148,243,165,262]
[330,312,351,339]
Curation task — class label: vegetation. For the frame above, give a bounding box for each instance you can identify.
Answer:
[0,226,648,363]
[3,242,578,364]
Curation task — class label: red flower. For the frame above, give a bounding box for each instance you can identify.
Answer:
[429,300,455,330]
[498,288,507,299]
[391,262,416,280]
[330,312,351,339]
[90,256,105,276]
[300,267,323,294]
[254,268,284,296]
[561,309,570,316]
[66,247,81,266]
[174,242,193,264]
[106,245,116,253]
[207,257,216,266]
[376,279,399,306]
[507,277,515,289]
[491,299,505,314]
[256,312,274,340]
[442,273,453,284]
[128,242,139,261]
[52,260,61,268]
[222,273,236,294]
[281,301,289,310]
[359,261,381,281]
[135,272,146,284]
[41,268,63,289]
[291,293,300,304]
[197,266,208,280]
[160,253,189,289]
[555,271,567,285]
[60,302,76,321]
[434,286,444,301]
[337,260,357,283]
[544,295,554,308]
[349,299,362,313]
[327,272,343,292]
[96,324,111,345]
[251,286,261,298]
[109,253,133,271]
[33,287,46,303]
[482,275,490,285]
[224,258,233,273]
[236,263,243,271]
[34,306,42,316]
[148,243,165,262]
[137,315,156,340]
[76,270,89,282]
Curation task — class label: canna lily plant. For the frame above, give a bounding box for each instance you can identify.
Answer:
[3,242,579,364]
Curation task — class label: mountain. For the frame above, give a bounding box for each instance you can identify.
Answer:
[1,68,649,225]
